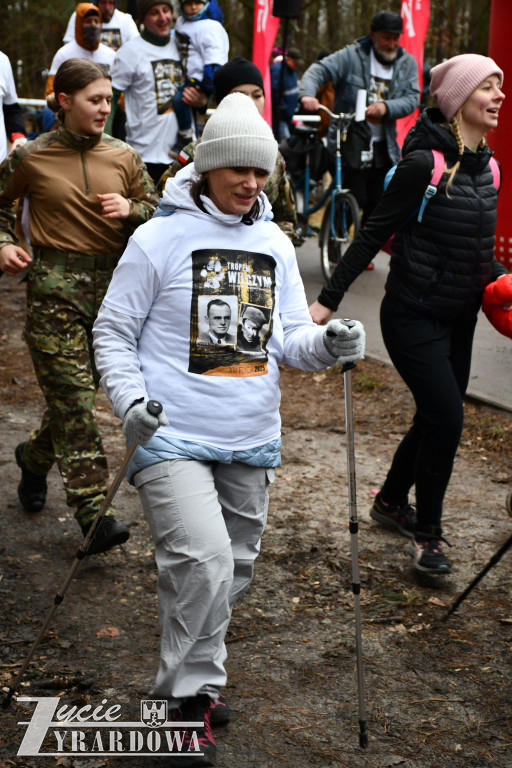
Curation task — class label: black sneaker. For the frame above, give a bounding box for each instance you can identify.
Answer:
[209,693,230,727]
[370,493,416,538]
[171,694,216,766]
[408,529,452,574]
[81,516,130,555]
[15,442,47,513]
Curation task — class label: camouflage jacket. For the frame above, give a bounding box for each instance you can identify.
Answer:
[158,140,300,242]
[0,125,158,255]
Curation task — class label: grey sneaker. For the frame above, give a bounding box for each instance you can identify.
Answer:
[370,493,416,539]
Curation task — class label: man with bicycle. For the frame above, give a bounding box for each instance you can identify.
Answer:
[298,11,419,229]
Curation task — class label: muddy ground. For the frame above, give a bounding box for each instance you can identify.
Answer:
[0,273,511,768]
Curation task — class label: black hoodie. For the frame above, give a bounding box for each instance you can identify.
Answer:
[318,107,507,320]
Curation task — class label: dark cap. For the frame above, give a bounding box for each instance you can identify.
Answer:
[213,57,264,105]
[286,47,303,64]
[371,10,403,34]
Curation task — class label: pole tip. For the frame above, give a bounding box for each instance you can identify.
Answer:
[2,688,15,708]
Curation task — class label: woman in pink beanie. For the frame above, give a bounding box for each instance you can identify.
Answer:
[309,53,507,576]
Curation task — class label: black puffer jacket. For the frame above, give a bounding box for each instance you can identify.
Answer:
[318,108,507,320]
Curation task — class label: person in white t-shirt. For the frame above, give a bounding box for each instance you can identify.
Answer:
[63,0,140,51]
[106,0,204,184]
[93,92,365,767]
[0,51,27,162]
[298,10,419,228]
[45,3,115,97]
[171,0,229,156]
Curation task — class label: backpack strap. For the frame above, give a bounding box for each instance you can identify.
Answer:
[417,149,445,223]
[489,156,501,190]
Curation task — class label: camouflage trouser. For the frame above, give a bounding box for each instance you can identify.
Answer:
[22,253,117,527]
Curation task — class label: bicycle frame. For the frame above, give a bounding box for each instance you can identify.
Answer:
[321,106,355,243]
[292,108,355,236]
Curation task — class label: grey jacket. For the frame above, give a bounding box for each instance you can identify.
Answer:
[298,35,419,164]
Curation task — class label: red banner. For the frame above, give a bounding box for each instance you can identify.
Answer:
[488,0,512,267]
[253,0,281,125]
[396,0,430,148]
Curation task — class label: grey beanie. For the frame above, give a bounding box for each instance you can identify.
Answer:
[195,92,278,175]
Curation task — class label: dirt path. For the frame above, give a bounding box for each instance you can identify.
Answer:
[1,275,511,767]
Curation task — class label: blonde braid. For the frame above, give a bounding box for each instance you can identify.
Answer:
[442,114,487,195]
[443,117,464,196]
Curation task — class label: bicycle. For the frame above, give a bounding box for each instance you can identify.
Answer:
[282,106,361,281]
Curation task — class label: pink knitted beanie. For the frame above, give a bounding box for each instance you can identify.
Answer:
[430,54,503,121]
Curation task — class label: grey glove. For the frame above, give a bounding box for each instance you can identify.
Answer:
[123,401,169,446]
[322,318,365,364]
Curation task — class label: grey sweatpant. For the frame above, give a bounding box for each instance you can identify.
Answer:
[134,459,273,705]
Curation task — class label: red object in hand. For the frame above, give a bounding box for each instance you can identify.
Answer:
[482,273,512,339]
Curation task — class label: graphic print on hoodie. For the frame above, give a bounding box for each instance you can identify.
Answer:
[189,248,275,377]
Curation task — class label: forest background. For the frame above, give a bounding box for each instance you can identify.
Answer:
[3,0,493,100]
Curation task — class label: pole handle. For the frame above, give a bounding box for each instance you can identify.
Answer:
[147,400,162,417]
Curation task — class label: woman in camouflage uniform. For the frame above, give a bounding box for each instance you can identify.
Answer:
[0,58,158,554]
[158,56,301,244]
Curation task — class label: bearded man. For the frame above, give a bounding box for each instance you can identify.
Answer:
[299,10,419,225]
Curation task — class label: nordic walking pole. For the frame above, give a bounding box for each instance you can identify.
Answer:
[2,400,163,708]
[342,361,368,748]
[442,531,512,621]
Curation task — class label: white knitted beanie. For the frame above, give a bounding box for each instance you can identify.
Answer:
[430,54,503,121]
[194,92,278,175]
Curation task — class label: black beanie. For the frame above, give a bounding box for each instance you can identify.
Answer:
[213,57,264,105]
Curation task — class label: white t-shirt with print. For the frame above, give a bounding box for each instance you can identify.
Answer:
[63,9,140,51]
[0,52,19,162]
[111,35,182,164]
[174,17,229,82]
[49,41,115,76]
[368,49,393,143]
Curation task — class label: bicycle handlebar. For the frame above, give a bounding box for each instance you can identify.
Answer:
[292,115,321,123]
[293,106,355,124]
[317,105,355,121]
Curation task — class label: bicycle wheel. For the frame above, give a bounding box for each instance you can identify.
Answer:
[319,192,360,281]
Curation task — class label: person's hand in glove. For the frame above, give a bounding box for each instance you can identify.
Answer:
[322,318,365,364]
[123,400,169,446]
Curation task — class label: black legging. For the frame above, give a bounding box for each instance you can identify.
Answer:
[379,293,478,532]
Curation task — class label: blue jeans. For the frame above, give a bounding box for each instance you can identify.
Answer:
[173,82,193,133]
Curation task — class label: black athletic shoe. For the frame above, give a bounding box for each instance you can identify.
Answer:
[81,516,130,555]
[171,694,216,766]
[15,442,47,513]
[370,493,416,539]
[209,693,230,727]
[408,529,452,574]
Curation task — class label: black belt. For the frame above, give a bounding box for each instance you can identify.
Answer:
[33,246,121,271]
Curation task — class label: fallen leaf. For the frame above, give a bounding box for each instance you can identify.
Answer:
[96,626,120,638]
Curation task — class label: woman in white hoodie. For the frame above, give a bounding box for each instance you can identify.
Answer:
[92,92,365,767]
